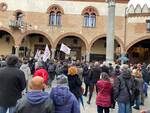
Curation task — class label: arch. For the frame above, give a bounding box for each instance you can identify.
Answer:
[0,27,15,43]
[47,4,64,14]
[20,30,54,48]
[54,32,89,51]
[89,34,124,51]
[81,6,99,16]
[126,35,150,52]
[13,9,25,16]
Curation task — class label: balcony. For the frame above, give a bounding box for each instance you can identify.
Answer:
[9,20,26,30]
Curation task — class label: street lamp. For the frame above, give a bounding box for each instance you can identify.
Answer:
[106,0,116,63]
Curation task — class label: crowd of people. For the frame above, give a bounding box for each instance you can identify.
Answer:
[0,55,150,113]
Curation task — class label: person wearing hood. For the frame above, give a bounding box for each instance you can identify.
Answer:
[14,76,54,113]
[20,59,31,92]
[113,64,135,113]
[50,74,80,113]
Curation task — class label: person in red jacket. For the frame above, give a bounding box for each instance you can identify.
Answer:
[33,61,48,85]
[96,72,112,113]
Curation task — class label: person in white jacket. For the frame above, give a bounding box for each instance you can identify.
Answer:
[20,59,31,92]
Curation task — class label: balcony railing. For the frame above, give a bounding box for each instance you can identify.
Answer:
[9,20,26,30]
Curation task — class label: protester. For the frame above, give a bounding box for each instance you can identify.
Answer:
[113,64,135,113]
[34,61,48,86]
[47,59,56,86]
[20,58,31,92]
[50,74,80,113]
[83,62,90,96]
[96,72,112,113]
[14,76,54,113]
[68,66,82,100]
[0,55,26,113]
[87,62,101,104]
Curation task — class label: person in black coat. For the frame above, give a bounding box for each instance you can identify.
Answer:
[68,66,82,100]
[87,62,101,104]
[0,55,26,113]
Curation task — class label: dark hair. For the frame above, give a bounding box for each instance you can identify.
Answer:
[6,55,18,66]
[101,72,110,80]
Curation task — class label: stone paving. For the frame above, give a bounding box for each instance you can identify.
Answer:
[50,80,150,113]
[80,86,150,113]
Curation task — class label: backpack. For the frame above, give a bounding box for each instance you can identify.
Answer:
[48,64,55,73]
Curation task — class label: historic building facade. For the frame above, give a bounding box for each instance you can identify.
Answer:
[0,0,150,63]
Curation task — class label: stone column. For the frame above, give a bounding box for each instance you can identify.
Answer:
[15,46,20,57]
[51,48,56,59]
[106,0,116,63]
[86,51,90,63]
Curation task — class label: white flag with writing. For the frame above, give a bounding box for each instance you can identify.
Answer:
[34,49,41,60]
[60,43,71,55]
[43,45,50,62]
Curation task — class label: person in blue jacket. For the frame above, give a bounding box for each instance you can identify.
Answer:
[50,74,80,113]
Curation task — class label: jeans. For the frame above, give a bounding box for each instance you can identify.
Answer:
[0,106,15,113]
[118,102,132,113]
[97,106,110,113]
[134,95,141,108]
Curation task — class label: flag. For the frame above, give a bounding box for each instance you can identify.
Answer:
[34,49,41,60]
[43,44,50,62]
[60,43,71,55]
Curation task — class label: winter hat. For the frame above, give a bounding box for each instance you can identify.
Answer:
[56,74,68,86]
[120,64,129,72]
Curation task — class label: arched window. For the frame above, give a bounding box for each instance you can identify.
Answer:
[16,12,23,21]
[16,12,24,28]
[47,5,63,27]
[82,6,98,28]
[84,13,96,28]
[49,11,61,26]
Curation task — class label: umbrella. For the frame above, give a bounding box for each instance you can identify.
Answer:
[118,54,129,64]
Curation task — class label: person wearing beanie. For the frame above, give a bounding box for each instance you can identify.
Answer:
[14,76,54,113]
[50,74,80,113]
[0,55,26,113]
[68,66,82,100]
